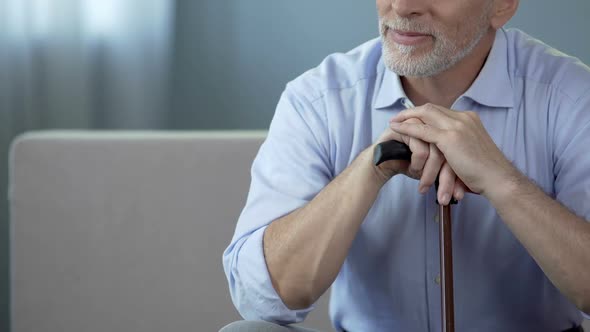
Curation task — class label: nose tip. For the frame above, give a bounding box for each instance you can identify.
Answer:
[391,0,426,18]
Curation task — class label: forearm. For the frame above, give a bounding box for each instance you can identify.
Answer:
[485,171,590,313]
[263,146,386,309]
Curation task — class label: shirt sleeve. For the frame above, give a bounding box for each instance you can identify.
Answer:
[552,92,590,318]
[222,86,333,324]
[553,92,590,222]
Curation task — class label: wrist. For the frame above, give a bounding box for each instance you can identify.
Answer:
[356,145,396,189]
[482,166,530,205]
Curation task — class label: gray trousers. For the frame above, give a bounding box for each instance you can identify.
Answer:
[219,321,323,332]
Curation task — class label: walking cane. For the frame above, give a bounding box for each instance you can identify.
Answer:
[374,140,456,332]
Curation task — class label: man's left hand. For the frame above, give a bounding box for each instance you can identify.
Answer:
[389,103,519,197]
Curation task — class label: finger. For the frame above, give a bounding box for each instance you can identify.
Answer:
[421,103,461,118]
[391,104,457,126]
[389,121,442,145]
[408,137,429,180]
[377,128,409,143]
[453,178,466,201]
[378,117,422,152]
[419,144,444,194]
[454,178,476,198]
[379,114,427,143]
[437,162,456,206]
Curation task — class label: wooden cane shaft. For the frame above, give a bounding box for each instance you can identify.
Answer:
[440,204,455,332]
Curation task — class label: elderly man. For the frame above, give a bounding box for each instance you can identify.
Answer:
[222,0,590,331]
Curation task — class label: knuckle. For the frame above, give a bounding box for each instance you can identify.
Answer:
[453,119,467,132]
[423,103,437,113]
[455,118,468,129]
[414,149,429,161]
[464,111,480,122]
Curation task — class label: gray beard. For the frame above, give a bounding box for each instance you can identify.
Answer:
[379,15,490,77]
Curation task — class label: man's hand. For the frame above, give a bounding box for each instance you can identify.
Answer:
[388,104,590,312]
[389,103,518,197]
[372,117,468,205]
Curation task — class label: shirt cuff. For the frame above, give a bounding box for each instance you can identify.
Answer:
[235,226,315,324]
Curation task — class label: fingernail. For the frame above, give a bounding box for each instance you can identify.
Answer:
[419,186,428,194]
[390,122,400,128]
[442,194,450,205]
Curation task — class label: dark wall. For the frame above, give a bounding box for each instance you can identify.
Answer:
[509,0,590,64]
[170,1,378,130]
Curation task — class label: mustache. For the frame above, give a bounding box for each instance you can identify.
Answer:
[379,17,437,37]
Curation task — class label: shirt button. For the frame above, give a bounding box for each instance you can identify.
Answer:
[435,274,441,285]
[434,213,439,223]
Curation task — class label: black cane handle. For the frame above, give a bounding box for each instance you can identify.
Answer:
[374,140,457,205]
[373,140,412,165]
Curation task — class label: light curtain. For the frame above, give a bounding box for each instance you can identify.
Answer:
[0,2,174,329]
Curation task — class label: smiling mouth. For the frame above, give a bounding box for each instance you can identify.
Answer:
[387,27,432,46]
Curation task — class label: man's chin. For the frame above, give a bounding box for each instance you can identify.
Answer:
[383,56,443,78]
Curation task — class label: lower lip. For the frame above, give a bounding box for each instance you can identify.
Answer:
[389,29,431,46]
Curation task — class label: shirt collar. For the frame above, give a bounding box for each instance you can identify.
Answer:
[374,59,408,109]
[463,28,514,108]
[374,28,514,110]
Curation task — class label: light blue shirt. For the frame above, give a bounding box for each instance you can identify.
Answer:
[223,28,590,331]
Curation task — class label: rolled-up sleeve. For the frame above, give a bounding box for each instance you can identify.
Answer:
[222,85,333,324]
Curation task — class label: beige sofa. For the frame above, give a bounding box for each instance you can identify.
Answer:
[9,131,589,332]
[8,131,331,332]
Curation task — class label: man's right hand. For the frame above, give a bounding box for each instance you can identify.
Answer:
[370,117,467,205]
